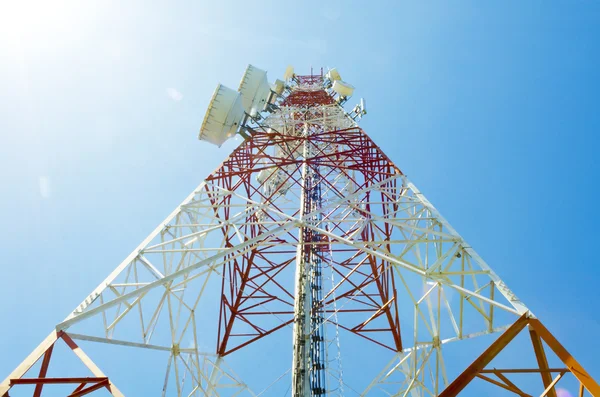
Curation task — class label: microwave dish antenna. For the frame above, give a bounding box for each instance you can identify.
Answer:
[238,64,272,117]
[198,84,245,147]
[332,79,354,98]
[326,68,342,82]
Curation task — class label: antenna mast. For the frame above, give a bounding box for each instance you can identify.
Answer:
[292,122,327,396]
[2,65,599,397]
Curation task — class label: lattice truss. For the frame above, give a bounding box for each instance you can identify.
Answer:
[2,80,543,397]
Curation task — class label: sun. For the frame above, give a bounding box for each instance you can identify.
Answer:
[0,0,84,52]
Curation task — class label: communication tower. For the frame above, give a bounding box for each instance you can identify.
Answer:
[2,66,599,396]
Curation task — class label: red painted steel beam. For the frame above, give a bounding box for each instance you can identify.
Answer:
[208,88,406,357]
[32,344,53,397]
[68,379,110,397]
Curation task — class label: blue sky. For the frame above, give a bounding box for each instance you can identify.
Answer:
[1,0,599,395]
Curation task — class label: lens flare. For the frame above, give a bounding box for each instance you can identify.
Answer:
[556,388,573,397]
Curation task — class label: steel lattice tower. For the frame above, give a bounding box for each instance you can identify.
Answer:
[2,66,599,397]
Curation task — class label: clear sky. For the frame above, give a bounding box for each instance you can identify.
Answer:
[1,0,599,395]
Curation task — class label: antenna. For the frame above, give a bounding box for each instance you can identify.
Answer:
[350,98,367,121]
[326,68,342,82]
[332,80,354,98]
[283,65,294,81]
[198,84,245,147]
[272,79,285,96]
[238,65,271,117]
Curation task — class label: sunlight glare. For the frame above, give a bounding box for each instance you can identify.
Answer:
[1,0,84,51]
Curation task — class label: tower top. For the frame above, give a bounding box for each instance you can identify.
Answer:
[199,65,366,147]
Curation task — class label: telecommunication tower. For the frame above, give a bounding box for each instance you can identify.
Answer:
[2,66,599,396]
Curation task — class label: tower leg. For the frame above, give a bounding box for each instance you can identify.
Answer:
[439,314,600,397]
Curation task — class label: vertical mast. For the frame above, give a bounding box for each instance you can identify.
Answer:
[292,121,327,396]
[291,123,309,395]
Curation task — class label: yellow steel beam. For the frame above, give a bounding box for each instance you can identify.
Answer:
[529,327,557,397]
[439,313,530,397]
[530,319,600,397]
[494,370,532,397]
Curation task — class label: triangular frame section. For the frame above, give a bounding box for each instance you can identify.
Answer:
[439,313,600,396]
[0,330,123,397]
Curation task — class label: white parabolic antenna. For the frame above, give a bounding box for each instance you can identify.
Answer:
[326,68,342,81]
[239,65,271,116]
[199,84,245,147]
[332,80,355,97]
